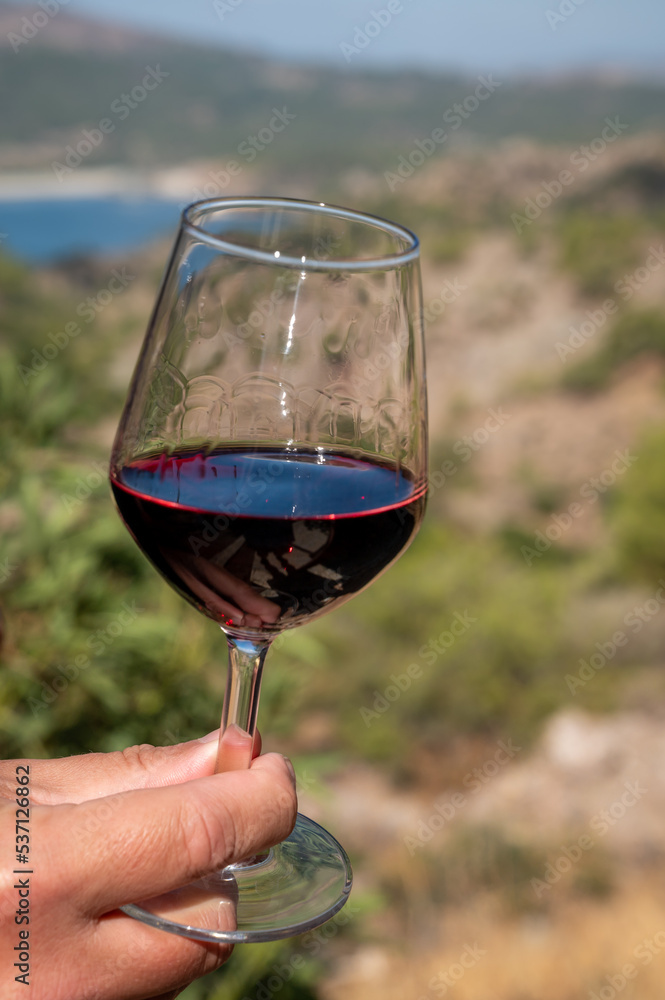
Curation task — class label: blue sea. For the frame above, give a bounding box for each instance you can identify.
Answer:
[0,195,184,265]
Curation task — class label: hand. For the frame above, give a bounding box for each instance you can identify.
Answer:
[0,731,297,1000]
[177,560,281,629]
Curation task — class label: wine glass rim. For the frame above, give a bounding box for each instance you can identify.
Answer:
[182,196,420,272]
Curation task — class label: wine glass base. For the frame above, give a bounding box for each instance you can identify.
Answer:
[120,813,353,943]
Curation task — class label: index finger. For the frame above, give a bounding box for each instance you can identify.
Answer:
[39,752,297,914]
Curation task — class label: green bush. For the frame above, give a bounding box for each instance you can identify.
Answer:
[562,308,665,393]
[609,426,665,583]
[555,211,644,297]
[0,252,329,1000]
[288,522,582,773]
[427,825,548,913]
[0,255,119,451]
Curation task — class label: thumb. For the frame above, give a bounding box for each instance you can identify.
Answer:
[49,752,298,913]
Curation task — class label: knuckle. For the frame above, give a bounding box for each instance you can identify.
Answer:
[256,764,297,838]
[276,777,298,829]
[267,757,298,805]
[176,795,236,876]
[119,742,160,774]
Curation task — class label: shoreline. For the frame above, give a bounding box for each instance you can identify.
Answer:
[0,164,213,201]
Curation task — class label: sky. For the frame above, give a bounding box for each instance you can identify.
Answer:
[10,0,665,76]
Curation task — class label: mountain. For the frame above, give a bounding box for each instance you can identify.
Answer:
[0,4,664,178]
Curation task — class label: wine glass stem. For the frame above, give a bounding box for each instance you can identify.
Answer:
[215,635,271,774]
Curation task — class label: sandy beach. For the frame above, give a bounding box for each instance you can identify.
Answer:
[0,164,213,201]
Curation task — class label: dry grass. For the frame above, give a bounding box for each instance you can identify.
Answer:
[322,875,665,1000]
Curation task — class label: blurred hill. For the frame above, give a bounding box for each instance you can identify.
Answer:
[3,8,665,996]
[1,3,665,176]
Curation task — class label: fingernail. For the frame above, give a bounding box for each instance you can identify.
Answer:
[282,755,297,786]
[198,728,221,744]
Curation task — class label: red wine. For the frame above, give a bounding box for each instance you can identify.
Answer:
[111,448,426,633]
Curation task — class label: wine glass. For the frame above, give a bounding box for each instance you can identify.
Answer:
[109,196,427,943]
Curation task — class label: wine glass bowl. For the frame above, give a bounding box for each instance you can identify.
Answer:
[109,196,427,942]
